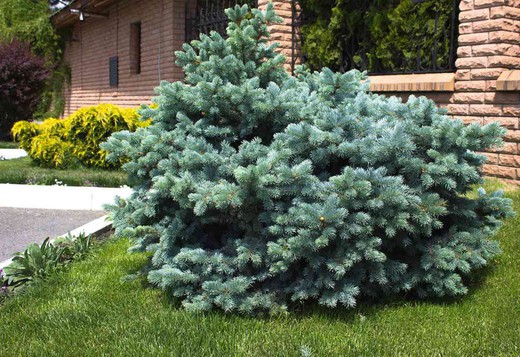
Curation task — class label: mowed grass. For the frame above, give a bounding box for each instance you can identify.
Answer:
[0,185,519,356]
[0,141,19,149]
[0,156,127,187]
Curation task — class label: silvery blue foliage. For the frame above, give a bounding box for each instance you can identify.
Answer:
[102,4,514,313]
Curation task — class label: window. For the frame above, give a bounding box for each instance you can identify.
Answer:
[130,22,141,75]
[109,56,118,87]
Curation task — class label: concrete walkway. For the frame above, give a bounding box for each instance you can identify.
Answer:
[0,208,106,262]
[0,149,27,160]
[0,184,132,210]
[0,183,134,268]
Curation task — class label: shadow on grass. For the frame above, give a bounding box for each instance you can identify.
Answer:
[123,256,499,324]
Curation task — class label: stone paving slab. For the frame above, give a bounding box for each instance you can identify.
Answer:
[0,208,105,261]
[0,149,27,160]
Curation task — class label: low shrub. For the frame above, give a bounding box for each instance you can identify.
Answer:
[103,5,514,314]
[2,233,93,292]
[10,121,39,152]
[28,133,77,168]
[12,104,150,169]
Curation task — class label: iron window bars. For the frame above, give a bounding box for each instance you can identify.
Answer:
[291,0,459,75]
[185,0,259,43]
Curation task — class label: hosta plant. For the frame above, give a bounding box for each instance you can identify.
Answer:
[3,233,94,290]
[3,238,65,289]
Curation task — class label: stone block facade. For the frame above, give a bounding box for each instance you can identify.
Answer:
[54,0,520,183]
[452,0,520,184]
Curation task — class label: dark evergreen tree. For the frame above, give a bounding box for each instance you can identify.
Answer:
[102,4,514,313]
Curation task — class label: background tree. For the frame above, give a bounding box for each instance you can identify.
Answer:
[0,41,50,139]
[0,0,59,61]
[0,0,67,119]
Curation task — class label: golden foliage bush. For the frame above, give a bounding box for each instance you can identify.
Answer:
[11,121,40,152]
[29,133,76,168]
[11,104,150,169]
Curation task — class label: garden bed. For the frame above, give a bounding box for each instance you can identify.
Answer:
[0,157,126,187]
[0,184,518,356]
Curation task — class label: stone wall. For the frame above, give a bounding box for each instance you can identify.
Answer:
[453,0,520,184]
[263,0,520,184]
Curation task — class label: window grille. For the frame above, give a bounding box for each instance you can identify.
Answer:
[185,0,258,42]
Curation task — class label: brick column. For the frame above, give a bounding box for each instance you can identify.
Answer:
[258,0,299,70]
[454,0,520,183]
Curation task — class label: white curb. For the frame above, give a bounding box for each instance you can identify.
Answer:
[0,149,27,160]
[0,184,132,211]
[0,215,112,271]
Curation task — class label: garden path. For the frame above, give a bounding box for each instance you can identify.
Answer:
[0,208,105,262]
[0,184,132,267]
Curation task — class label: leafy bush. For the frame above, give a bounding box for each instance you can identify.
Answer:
[0,40,50,139]
[3,238,65,289]
[301,0,455,72]
[2,233,93,291]
[9,121,39,152]
[103,5,514,314]
[12,104,150,169]
[29,133,77,168]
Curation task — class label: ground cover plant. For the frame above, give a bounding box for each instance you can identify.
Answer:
[102,4,514,314]
[0,156,126,187]
[0,233,94,305]
[12,103,149,169]
[0,181,518,355]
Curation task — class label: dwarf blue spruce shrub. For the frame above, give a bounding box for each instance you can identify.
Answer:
[102,4,514,313]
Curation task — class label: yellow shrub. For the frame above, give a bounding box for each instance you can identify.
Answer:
[29,133,76,168]
[39,118,67,137]
[12,104,151,169]
[11,121,40,152]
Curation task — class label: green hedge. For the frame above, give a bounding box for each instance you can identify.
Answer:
[301,0,456,73]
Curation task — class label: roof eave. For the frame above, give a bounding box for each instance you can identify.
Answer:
[51,0,117,29]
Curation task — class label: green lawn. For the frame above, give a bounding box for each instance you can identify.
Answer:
[0,157,127,187]
[0,186,519,356]
[0,141,19,149]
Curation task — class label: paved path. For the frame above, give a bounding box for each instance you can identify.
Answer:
[0,149,27,160]
[0,183,133,265]
[0,208,105,261]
